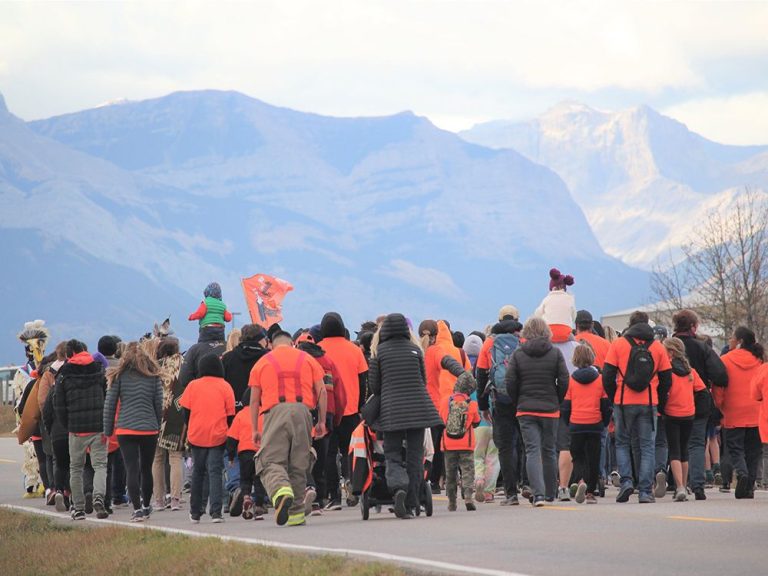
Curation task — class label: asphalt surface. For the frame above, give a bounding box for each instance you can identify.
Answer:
[1,438,766,576]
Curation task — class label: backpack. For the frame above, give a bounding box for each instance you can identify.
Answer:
[445,393,469,439]
[621,337,655,393]
[488,333,519,401]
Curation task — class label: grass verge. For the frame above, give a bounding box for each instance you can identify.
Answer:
[0,404,16,436]
[0,508,407,576]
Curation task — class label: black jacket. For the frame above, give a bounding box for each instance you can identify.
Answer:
[222,342,269,408]
[179,331,226,389]
[673,333,728,389]
[505,337,569,414]
[476,319,523,411]
[54,357,107,434]
[367,314,442,432]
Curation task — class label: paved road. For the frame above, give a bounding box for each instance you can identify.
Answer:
[1,438,765,576]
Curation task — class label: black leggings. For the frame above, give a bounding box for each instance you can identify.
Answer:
[569,432,602,494]
[52,438,70,493]
[325,414,360,501]
[665,417,693,462]
[118,434,158,510]
[32,439,51,490]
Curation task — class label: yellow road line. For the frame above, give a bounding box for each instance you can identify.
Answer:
[667,515,735,523]
[0,458,18,464]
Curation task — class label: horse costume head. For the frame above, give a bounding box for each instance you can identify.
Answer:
[18,320,50,368]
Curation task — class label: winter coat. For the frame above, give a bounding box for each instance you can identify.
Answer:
[179,331,226,389]
[673,333,728,389]
[54,352,107,434]
[103,369,163,436]
[42,386,68,444]
[505,337,569,415]
[533,289,576,328]
[222,341,269,407]
[367,313,442,432]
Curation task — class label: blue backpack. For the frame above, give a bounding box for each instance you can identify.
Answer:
[489,333,519,403]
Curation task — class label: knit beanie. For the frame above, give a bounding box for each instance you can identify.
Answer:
[549,268,575,291]
[454,371,477,395]
[463,334,483,357]
[498,305,520,321]
[204,282,222,299]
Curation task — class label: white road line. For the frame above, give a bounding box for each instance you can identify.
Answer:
[2,504,532,576]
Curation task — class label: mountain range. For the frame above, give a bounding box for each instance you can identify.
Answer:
[2,90,654,361]
[461,102,768,267]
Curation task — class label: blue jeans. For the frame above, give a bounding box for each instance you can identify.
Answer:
[687,417,708,490]
[190,444,225,517]
[225,453,240,493]
[615,405,657,496]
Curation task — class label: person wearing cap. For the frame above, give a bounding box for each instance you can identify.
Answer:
[249,330,327,526]
[574,311,610,370]
[475,305,524,505]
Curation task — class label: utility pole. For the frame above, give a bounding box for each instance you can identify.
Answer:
[231,311,242,329]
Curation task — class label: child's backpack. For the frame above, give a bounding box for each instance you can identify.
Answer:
[488,333,519,401]
[445,393,469,439]
[621,337,655,393]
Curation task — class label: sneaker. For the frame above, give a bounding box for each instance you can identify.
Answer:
[465,500,476,511]
[253,505,267,516]
[274,492,294,526]
[85,493,94,515]
[474,480,486,502]
[521,486,532,499]
[616,485,634,503]
[105,506,114,516]
[484,493,495,503]
[131,509,144,523]
[694,488,707,501]
[394,490,408,518]
[674,489,687,502]
[344,480,358,507]
[152,499,165,511]
[714,471,723,487]
[311,503,323,516]
[569,483,579,499]
[323,500,342,511]
[211,515,224,523]
[229,488,244,517]
[46,489,56,506]
[575,483,587,504]
[557,487,570,502]
[242,496,254,520]
[533,496,546,507]
[171,498,181,511]
[71,509,86,521]
[54,491,67,513]
[499,495,519,506]
[610,471,620,487]
[142,505,153,519]
[735,475,750,499]
[304,487,317,516]
[93,498,108,520]
[638,493,655,504]
[430,483,441,495]
[189,513,200,524]
[598,477,606,498]
[447,500,457,512]
[654,471,667,499]
[585,493,598,504]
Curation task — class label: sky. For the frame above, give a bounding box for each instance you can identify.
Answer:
[1,0,767,144]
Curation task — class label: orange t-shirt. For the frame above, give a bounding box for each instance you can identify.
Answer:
[249,347,324,414]
[439,394,480,451]
[565,375,607,425]
[750,364,768,443]
[319,337,368,416]
[575,332,611,369]
[605,337,672,406]
[664,368,706,419]
[476,337,494,371]
[227,405,262,453]
[180,376,235,448]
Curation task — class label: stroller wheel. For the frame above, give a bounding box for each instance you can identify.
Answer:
[360,491,370,521]
[422,481,433,517]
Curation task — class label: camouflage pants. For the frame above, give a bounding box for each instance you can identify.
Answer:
[444,450,475,503]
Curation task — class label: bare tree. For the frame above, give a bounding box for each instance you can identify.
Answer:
[651,187,768,342]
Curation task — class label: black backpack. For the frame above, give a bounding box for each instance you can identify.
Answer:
[620,337,655,393]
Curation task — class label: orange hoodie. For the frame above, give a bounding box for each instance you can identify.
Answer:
[425,321,472,407]
[713,349,763,428]
[750,364,768,442]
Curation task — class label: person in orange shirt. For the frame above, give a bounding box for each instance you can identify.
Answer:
[180,354,236,523]
[226,388,265,520]
[661,337,707,502]
[750,362,768,446]
[563,343,610,504]
[439,374,480,511]
[249,330,327,527]
[317,312,367,510]
[603,311,672,504]
[574,310,610,369]
[713,326,764,499]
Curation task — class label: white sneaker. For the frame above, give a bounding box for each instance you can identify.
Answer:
[558,487,570,502]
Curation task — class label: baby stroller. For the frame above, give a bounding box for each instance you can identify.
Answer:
[349,423,433,520]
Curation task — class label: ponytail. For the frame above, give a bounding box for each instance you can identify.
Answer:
[734,326,764,361]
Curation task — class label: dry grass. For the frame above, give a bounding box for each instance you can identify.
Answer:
[0,404,16,436]
[0,508,408,576]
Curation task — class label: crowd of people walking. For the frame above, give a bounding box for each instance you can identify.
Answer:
[11,272,768,527]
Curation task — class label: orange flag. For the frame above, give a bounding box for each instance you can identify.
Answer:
[241,274,294,328]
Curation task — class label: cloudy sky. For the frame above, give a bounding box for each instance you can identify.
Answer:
[1,0,766,144]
